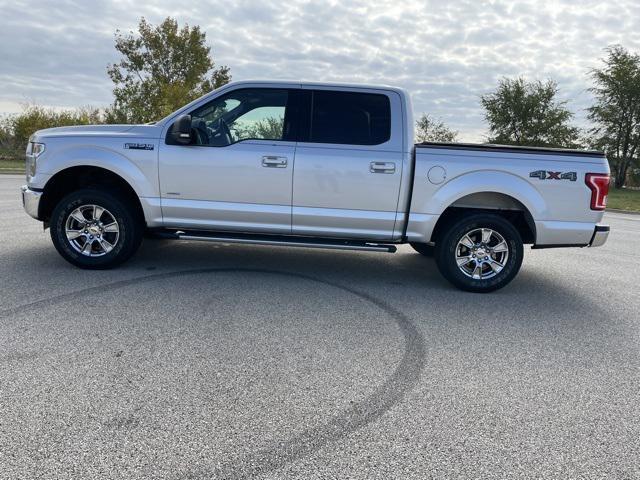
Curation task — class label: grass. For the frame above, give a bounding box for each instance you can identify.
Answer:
[607,187,640,212]
[0,158,24,174]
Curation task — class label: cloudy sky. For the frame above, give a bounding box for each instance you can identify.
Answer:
[1,0,639,141]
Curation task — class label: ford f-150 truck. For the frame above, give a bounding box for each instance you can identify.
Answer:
[21,80,611,292]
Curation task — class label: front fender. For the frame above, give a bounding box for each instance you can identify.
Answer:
[38,144,158,198]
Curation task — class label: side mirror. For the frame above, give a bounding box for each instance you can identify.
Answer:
[168,114,192,145]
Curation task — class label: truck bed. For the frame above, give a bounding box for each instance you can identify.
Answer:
[405,141,609,247]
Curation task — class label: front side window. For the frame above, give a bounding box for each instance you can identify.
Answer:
[309,91,391,145]
[190,89,289,146]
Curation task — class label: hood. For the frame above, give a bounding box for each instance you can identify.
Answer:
[31,124,162,140]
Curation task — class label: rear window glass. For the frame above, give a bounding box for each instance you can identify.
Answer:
[310,91,391,145]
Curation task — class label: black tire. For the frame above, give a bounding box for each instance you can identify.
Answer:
[434,213,523,293]
[410,242,435,257]
[50,188,143,269]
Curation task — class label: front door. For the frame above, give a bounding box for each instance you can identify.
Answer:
[159,88,296,234]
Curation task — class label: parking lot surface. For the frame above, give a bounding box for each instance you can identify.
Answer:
[1,174,639,479]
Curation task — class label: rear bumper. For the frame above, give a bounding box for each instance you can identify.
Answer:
[531,224,609,249]
[588,225,609,247]
[21,185,42,220]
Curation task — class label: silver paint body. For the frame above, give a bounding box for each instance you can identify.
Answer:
[23,80,609,247]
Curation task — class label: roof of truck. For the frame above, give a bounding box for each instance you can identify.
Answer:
[220,79,408,94]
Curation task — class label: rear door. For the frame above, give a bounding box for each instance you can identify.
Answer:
[291,88,404,240]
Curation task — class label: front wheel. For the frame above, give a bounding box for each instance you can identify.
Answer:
[435,213,523,293]
[50,188,142,269]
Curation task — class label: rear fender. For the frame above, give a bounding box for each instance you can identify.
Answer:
[407,171,546,242]
[429,171,546,218]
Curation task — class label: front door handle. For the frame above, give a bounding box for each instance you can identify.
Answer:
[369,161,395,174]
[262,156,288,168]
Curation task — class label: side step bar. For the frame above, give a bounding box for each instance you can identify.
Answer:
[155,230,397,253]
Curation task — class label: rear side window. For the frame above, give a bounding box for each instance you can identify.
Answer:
[308,91,391,145]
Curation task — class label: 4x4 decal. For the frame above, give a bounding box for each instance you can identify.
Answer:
[529,170,577,181]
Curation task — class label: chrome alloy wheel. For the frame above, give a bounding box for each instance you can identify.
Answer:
[64,204,120,257]
[455,228,509,280]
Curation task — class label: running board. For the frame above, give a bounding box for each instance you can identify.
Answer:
[158,230,397,253]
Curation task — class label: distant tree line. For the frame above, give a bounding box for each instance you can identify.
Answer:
[1,17,639,188]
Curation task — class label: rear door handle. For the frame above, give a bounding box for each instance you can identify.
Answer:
[262,156,288,168]
[369,162,395,174]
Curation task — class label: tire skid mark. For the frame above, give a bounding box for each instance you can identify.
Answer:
[0,268,426,479]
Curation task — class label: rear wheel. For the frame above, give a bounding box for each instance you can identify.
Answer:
[50,188,142,269]
[435,213,523,292]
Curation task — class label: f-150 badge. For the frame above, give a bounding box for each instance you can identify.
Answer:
[529,170,577,181]
[124,143,154,150]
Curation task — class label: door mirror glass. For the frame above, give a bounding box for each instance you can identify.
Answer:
[168,114,192,145]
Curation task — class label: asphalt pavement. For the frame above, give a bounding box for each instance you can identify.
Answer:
[0,174,638,479]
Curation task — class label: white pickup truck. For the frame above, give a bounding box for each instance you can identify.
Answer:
[21,80,611,292]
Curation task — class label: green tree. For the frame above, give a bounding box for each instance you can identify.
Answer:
[107,17,231,123]
[481,77,580,148]
[0,105,103,161]
[11,105,103,146]
[232,116,284,141]
[0,115,19,162]
[587,45,640,188]
[415,114,458,143]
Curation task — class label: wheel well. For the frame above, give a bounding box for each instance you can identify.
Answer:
[430,193,536,244]
[39,166,145,224]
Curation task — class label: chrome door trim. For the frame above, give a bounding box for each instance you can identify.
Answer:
[262,156,288,168]
[369,161,396,173]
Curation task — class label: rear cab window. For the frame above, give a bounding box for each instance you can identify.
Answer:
[298,90,392,146]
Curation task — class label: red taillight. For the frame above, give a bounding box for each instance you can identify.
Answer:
[585,173,610,210]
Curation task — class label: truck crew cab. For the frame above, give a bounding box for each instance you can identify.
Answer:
[21,80,610,292]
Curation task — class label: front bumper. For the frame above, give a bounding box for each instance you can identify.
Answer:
[588,225,609,247]
[21,185,42,220]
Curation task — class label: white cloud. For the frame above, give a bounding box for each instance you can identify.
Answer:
[2,0,639,141]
